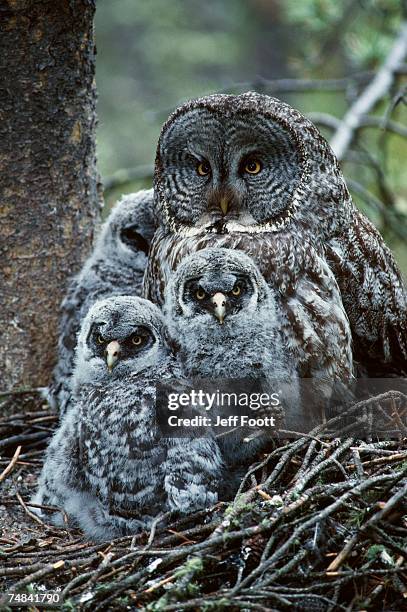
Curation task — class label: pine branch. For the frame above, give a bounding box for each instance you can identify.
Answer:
[330,22,407,161]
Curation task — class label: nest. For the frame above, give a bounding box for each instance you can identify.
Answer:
[0,391,406,611]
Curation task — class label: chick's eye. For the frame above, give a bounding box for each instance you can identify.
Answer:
[244,159,262,175]
[132,335,143,346]
[196,288,206,300]
[97,335,105,345]
[196,161,211,176]
[232,284,241,296]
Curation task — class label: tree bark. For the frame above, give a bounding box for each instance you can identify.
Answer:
[0,0,102,389]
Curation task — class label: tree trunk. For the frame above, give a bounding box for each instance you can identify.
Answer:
[0,0,102,389]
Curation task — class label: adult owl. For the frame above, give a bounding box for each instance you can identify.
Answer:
[47,189,156,416]
[34,296,223,541]
[144,92,407,376]
[164,248,351,471]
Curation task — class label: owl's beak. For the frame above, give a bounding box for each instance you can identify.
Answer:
[211,292,227,324]
[106,340,121,371]
[219,196,230,216]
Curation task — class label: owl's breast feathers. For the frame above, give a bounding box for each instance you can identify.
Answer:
[75,365,177,514]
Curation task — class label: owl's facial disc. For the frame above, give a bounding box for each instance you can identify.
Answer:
[89,323,154,372]
[159,107,301,228]
[182,273,253,323]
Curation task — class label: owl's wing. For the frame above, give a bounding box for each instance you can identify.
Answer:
[280,253,353,381]
[163,436,224,513]
[32,402,87,526]
[34,400,151,540]
[327,210,407,376]
[78,378,226,535]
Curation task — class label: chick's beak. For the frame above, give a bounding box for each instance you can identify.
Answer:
[211,292,227,324]
[106,340,121,371]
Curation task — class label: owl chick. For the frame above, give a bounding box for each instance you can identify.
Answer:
[165,248,301,469]
[145,92,406,376]
[48,189,156,416]
[34,296,223,541]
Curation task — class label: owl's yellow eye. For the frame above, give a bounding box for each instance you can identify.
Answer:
[97,335,105,344]
[232,284,241,296]
[197,161,211,176]
[244,159,262,175]
[132,335,143,346]
[196,288,206,300]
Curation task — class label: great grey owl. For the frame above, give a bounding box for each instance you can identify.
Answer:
[164,247,351,471]
[34,296,223,541]
[144,92,406,376]
[47,189,156,416]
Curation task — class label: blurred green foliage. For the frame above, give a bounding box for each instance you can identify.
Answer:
[285,0,403,69]
[95,0,406,274]
[95,0,291,177]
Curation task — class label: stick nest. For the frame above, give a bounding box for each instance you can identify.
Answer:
[0,391,406,611]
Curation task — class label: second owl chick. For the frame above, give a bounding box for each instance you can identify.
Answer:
[34,295,224,541]
[165,248,300,469]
